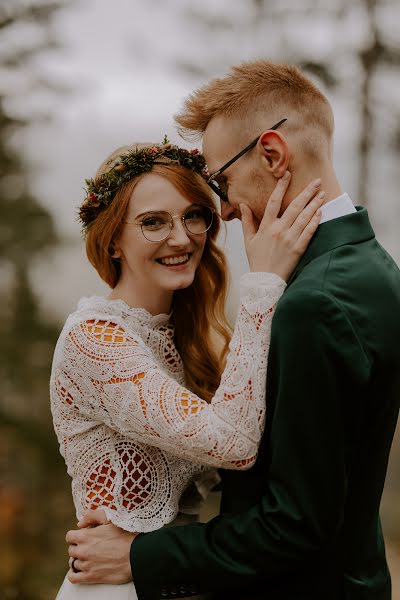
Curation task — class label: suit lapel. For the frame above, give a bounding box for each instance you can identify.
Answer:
[287,207,375,285]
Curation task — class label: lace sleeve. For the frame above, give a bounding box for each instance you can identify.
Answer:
[56,272,285,469]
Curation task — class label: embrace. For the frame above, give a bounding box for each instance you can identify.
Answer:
[50,60,400,600]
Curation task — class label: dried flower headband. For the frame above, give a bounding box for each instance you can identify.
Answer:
[79,138,207,230]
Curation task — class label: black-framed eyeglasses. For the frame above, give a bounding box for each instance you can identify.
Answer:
[125,205,215,243]
[206,118,287,202]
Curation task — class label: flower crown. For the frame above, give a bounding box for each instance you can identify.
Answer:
[79,138,207,230]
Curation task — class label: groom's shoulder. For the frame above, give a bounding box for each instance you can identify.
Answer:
[274,283,337,329]
[278,252,334,306]
[281,236,384,306]
[273,250,349,322]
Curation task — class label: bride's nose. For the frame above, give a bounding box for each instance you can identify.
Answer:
[167,218,191,246]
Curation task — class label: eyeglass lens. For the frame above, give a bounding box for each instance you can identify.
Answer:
[141,206,214,242]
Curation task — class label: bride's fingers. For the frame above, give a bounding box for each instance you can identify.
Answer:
[292,210,322,254]
[288,191,325,239]
[240,203,257,241]
[279,178,322,228]
[259,171,291,227]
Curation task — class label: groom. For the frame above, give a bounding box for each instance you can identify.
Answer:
[66,61,400,599]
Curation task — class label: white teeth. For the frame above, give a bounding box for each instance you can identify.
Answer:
[159,253,189,266]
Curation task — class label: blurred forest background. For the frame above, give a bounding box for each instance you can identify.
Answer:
[0,0,399,598]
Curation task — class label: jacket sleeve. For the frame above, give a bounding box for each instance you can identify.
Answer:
[130,289,371,599]
[54,272,285,470]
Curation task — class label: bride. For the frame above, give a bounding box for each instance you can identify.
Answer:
[50,140,323,599]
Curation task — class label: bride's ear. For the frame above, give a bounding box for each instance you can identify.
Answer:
[109,243,121,259]
[258,130,289,178]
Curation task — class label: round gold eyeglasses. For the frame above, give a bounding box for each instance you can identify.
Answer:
[125,205,215,243]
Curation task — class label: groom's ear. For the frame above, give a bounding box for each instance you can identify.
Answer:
[257,130,289,178]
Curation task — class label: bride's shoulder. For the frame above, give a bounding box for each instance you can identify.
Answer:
[65,295,137,326]
[56,296,172,357]
[57,296,143,349]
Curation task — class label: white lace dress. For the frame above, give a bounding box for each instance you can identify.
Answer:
[50,272,286,599]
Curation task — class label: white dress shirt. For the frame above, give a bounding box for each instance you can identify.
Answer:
[318,192,356,225]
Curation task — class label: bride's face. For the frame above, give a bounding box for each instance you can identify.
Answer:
[113,173,208,297]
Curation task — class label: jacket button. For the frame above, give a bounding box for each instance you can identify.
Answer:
[189,584,197,593]
[179,585,187,595]
[161,587,169,598]
[170,587,177,595]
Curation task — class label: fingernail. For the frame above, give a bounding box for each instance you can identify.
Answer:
[313,178,322,187]
[282,171,290,180]
[318,191,326,199]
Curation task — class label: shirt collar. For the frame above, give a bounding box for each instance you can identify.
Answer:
[319,192,356,225]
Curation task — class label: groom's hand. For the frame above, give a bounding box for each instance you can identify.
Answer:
[66,516,137,584]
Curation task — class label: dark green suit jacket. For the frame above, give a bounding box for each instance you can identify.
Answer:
[131,208,400,600]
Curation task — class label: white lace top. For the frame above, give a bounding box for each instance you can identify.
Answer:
[50,272,286,533]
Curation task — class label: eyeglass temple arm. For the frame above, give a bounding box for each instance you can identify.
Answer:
[210,118,287,180]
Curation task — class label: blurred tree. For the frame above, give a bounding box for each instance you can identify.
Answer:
[0,2,76,599]
[357,0,400,205]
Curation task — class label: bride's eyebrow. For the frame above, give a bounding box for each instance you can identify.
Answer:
[134,210,163,219]
[134,204,199,220]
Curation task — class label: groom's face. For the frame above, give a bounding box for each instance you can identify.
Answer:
[202,116,276,223]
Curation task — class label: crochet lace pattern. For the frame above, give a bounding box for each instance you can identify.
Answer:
[50,272,286,533]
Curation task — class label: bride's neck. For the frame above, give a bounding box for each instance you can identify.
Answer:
[108,277,173,316]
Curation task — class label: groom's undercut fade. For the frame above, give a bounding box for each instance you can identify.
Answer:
[175,60,335,159]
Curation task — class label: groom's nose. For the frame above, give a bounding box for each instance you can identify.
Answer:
[220,200,239,221]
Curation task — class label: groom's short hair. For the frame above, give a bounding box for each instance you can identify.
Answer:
[175,60,334,159]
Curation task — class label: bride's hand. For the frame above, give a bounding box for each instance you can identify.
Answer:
[240,171,325,281]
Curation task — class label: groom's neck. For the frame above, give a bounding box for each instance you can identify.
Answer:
[284,161,343,212]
